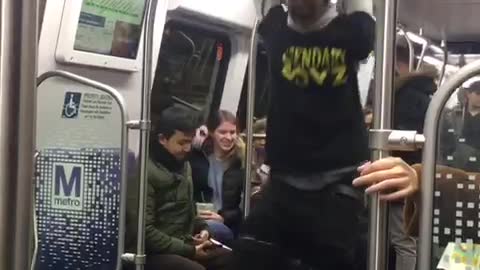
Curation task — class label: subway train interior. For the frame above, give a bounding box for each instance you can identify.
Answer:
[2,0,480,269]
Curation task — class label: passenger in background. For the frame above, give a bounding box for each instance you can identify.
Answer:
[251,118,269,192]
[126,106,230,270]
[441,79,480,172]
[190,110,244,243]
[249,118,270,208]
[389,44,437,270]
[461,82,480,150]
[393,44,437,165]
[365,43,436,270]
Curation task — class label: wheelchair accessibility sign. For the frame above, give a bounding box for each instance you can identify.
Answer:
[62,92,82,119]
[61,91,114,120]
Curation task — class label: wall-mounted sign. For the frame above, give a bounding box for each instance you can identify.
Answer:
[34,71,128,270]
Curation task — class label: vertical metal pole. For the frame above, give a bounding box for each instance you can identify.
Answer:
[0,0,38,269]
[418,59,480,270]
[243,19,259,218]
[135,0,158,269]
[369,1,396,270]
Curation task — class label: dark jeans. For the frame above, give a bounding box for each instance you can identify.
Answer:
[232,174,368,270]
[206,220,234,245]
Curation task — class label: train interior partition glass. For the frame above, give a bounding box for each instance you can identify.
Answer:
[432,83,480,269]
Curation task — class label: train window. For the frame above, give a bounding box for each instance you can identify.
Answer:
[237,42,270,131]
[151,22,230,122]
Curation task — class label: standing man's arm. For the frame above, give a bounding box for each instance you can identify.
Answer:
[258,5,287,38]
[347,11,375,61]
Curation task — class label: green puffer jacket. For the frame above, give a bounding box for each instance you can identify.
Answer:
[126,158,206,258]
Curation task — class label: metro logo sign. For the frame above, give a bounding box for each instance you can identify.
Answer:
[51,163,84,210]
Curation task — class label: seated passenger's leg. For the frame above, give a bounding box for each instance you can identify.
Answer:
[145,254,205,270]
[197,246,233,270]
[206,220,234,245]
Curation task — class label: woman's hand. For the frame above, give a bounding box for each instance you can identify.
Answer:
[199,210,224,222]
[353,157,418,201]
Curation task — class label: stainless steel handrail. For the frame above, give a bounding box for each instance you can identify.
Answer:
[417,41,429,71]
[369,1,397,270]
[0,0,38,268]
[243,18,260,218]
[135,0,158,269]
[439,40,448,85]
[397,26,415,72]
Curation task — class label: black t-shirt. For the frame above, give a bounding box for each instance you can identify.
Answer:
[260,8,374,174]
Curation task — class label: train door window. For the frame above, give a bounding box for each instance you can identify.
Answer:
[151,22,230,123]
[39,0,47,36]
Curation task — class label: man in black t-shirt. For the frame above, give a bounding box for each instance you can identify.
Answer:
[232,1,418,270]
[263,2,373,176]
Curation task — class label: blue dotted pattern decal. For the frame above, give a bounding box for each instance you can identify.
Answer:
[35,148,121,270]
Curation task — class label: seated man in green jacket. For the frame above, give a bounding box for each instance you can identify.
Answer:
[126,106,230,270]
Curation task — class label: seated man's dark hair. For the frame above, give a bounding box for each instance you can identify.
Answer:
[153,106,200,139]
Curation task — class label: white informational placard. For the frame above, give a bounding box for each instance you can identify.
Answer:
[56,0,146,72]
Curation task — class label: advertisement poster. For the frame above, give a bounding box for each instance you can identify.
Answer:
[438,243,480,270]
[74,0,146,59]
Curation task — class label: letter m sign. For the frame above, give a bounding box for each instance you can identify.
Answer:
[51,163,84,210]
